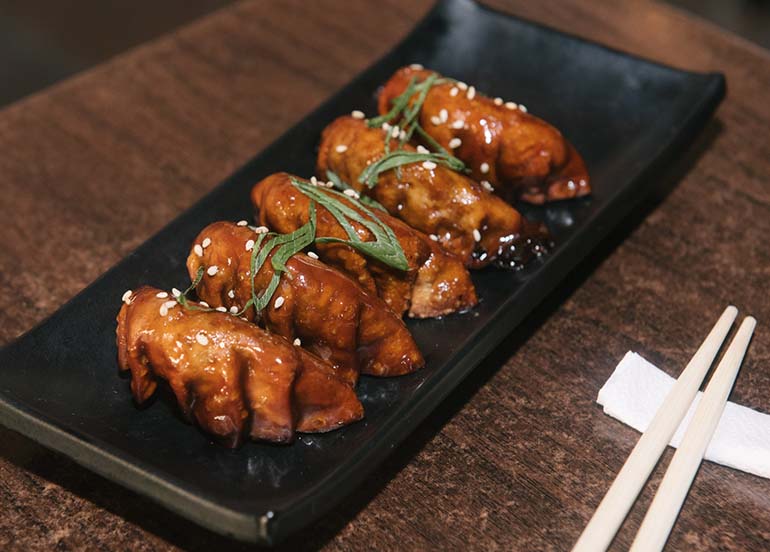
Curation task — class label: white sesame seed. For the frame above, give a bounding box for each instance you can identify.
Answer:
[193,244,203,257]
[439,108,448,122]
[237,220,248,226]
[343,189,360,199]
[310,176,318,186]
[245,239,255,251]
[230,306,239,314]
[409,63,424,70]
[519,104,528,113]
[567,180,576,190]
[449,87,458,97]
[335,144,348,153]
[122,290,133,304]
[219,341,226,348]
[381,122,391,131]
[505,101,518,110]
[422,161,437,170]
[449,137,462,149]
[466,86,476,100]
[172,288,181,298]
[274,296,285,309]
[202,237,211,248]
[216,306,227,312]
[254,226,269,234]
[430,115,441,126]
[164,299,177,307]
[457,81,468,90]
[228,289,235,298]
[207,266,219,276]
[156,291,168,298]
[417,145,429,154]
[473,229,482,242]
[391,126,400,138]
[293,338,301,346]
[429,234,439,241]
[175,341,183,349]
[493,97,503,106]
[195,333,209,346]
[481,180,494,192]
[480,162,490,174]
[159,304,169,316]
[325,181,335,188]
[451,120,464,129]
[199,301,209,308]
[399,130,406,141]
[351,110,365,119]
[307,251,319,260]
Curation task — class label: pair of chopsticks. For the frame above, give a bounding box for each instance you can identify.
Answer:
[572,306,755,552]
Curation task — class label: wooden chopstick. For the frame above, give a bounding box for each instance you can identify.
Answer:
[572,305,738,552]
[629,315,756,552]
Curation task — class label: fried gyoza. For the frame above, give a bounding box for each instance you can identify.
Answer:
[377,66,590,204]
[187,221,424,385]
[317,115,551,269]
[251,172,477,318]
[116,287,363,447]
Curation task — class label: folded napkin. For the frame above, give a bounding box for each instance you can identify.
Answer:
[597,351,770,479]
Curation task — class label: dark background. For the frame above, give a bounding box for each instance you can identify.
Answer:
[0,0,767,108]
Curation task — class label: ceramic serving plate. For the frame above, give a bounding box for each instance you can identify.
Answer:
[0,0,725,544]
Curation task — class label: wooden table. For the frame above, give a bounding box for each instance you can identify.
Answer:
[1,1,769,549]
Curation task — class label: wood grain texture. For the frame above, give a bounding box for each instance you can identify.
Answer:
[1,0,769,550]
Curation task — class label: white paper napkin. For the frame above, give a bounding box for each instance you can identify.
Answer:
[597,351,770,479]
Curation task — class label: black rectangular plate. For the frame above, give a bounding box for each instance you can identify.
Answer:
[0,0,724,545]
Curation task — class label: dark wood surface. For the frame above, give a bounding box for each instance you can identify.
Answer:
[1,0,769,549]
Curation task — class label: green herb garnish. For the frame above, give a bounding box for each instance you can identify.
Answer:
[291,177,409,271]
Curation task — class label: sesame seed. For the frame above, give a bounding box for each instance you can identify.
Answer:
[391,126,400,138]
[430,115,441,126]
[195,333,209,346]
[216,306,227,312]
[325,181,335,188]
[199,301,209,308]
[422,161,437,170]
[449,137,462,149]
[567,180,576,190]
[473,229,482,242]
[449,87,458,97]
[457,81,468,90]
[194,244,203,257]
[429,234,439,241]
[439,109,448,122]
[493,97,503,106]
[175,341,183,348]
[230,306,239,314]
[310,176,318,186]
[307,251,319,260]
[164,300,177,307]
[343,189,360,199]
[228,289,235,299]
[505,101,518,110]
[417,145,429,154]
[480,162,490,174]
[293,338,302,346]
[409,63,424,70]
[399,130,406,141]
[156,291,168,298]
[122,290,133,304]
[245,239,255,251]
[466,86,476,100]
[172,288,181,298]
[451,120,464,129]
[219,342,226,348]
[274,296,285,309]
[254,226,269,234]
[335,144,348,153]
[207,266,219,276]
[351,110,365,119]
[381,122,391,131]
[237,220,248,226]
[159,304,169,317]
[202,238,211,248]
[481,180,494,192]
[519,104,527,113]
